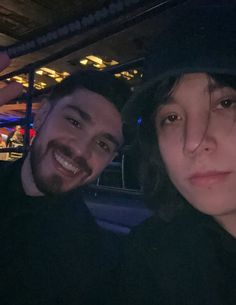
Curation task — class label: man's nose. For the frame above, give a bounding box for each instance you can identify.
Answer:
[72,138,92,159]
[183,112,217,155]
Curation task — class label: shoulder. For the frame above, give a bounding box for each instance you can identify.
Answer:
[128,208,211,253]
[125,209,220,289]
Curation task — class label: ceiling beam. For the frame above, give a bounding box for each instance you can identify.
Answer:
[0,0,53,25]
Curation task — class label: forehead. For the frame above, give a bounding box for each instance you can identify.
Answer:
[171,73,236,100]
[163,73,224,106]
[173,73,210,95]
[51,88,123,141]
[154,73,209,115]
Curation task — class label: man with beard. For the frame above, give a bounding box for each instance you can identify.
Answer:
[0,53,130,305]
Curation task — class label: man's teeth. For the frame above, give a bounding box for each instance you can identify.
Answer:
[54,151,79,174]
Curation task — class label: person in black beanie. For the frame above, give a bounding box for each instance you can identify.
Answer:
[122,3,236,305]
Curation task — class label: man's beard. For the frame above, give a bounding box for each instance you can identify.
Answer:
[30,137,92,196]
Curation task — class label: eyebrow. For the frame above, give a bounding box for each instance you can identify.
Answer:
[163,96,175,105]
[64,104,92,122]
[206,83,233,94]
[156,96,175,113]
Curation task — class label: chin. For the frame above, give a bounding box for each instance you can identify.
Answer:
[191,200,229,217]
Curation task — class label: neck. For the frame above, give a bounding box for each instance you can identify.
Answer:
[214,212,236,238]
[21,153,44,197]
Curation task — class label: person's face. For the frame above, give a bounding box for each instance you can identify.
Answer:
[30,88,123,195]
[155,73,236,217]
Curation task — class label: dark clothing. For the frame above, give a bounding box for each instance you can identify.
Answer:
[0,159,121,305]
[122,208,236,305]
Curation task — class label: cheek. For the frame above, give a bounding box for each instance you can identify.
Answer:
[90,154,112,172]
[38,117,67,140]
[158,134,180,167]
[100,157,113,171]
[158,134,185,185]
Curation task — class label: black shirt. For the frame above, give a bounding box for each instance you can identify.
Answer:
[0,159,121,305]
[123,208,236,305]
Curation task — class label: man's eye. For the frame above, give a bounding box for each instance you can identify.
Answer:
[66,118,81,128]
[96,140,111,153]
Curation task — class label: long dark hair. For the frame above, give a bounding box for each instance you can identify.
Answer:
[139,73,236,221]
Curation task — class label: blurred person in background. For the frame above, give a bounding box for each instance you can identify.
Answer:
[6,125,23,147]
[0,134,8,160]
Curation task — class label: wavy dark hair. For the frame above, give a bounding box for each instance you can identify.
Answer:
[139,73,236,221]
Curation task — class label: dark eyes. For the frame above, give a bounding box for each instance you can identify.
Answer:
[160,113,181,126]
[217,98,234,109]
[65,116,114,155]
[166,114,179,122]
[159,98,236,127]
[66,117,81,128]
[96,139,111,153]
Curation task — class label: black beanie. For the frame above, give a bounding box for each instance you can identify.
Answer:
[123,4,236,128]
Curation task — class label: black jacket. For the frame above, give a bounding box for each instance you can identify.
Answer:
[122,208,236,305]
[0,159,121,305]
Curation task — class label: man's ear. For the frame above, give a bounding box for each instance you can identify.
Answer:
[34,98,51,131]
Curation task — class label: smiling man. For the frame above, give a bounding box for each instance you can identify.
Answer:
[22,73,125,196]
[0,58,130,305]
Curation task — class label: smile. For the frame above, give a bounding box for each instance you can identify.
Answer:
[53,150,79,175]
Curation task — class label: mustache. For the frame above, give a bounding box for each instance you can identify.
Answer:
[49,140,92,176]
